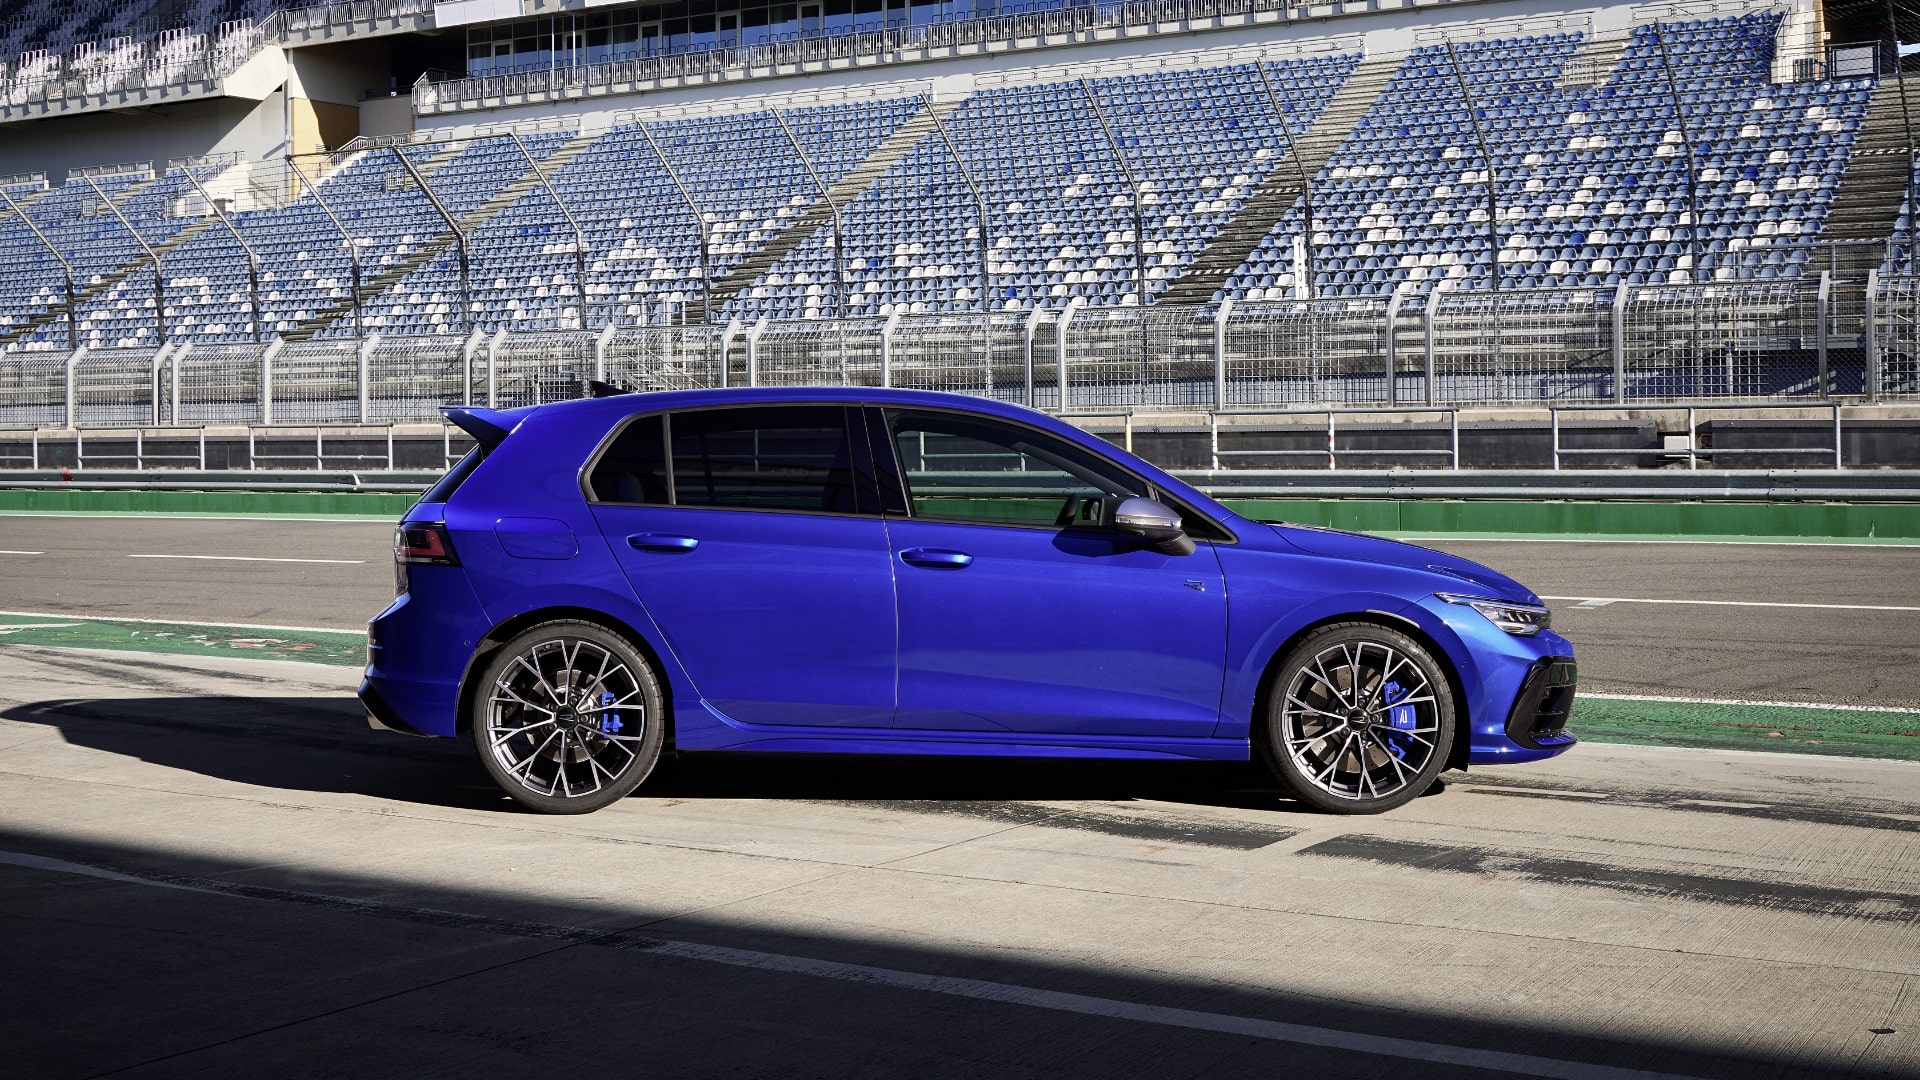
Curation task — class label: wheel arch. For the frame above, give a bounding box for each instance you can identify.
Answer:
[455,605,675,750]
[1248,609,1473,775]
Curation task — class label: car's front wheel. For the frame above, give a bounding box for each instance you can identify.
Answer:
[1259,622,1456,814]
[470,620,665,814]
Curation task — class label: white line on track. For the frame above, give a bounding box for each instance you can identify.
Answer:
[0,550,43,555]
[1,849,1715,1080]
[1542,595,1920,613]
[126,554,365,565]
[0,608,361,635]
[1584,691,1920,715]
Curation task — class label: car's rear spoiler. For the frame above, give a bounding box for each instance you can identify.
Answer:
[441,406,516,451]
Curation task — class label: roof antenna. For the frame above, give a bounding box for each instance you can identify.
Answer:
[587,380,635,398]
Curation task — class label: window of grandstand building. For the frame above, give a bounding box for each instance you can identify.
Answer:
[464,0,996,75]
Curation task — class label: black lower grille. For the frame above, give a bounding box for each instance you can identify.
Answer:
[1506,657,1578,750]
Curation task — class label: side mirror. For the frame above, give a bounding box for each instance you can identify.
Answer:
[1112,497,1195,556]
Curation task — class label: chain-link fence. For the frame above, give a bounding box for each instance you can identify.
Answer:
[4,281,1918,430]
[174,342,264,423]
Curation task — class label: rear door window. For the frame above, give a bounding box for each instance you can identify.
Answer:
[592,405,872,514]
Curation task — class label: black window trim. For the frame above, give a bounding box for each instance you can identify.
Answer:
[580,402,885,520]
[862,404,1237,545]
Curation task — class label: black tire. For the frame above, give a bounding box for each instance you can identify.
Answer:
[1257,622,1456,815]
[469,620,665,814]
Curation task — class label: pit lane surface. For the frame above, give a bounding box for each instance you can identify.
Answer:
[0,645,1914,1079]
[1,514,1915,707]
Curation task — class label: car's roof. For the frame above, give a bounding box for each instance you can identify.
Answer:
[502,386,1060,426]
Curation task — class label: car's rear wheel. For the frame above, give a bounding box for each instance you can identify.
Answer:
[470,621,664,814]
[1259,622,1456,814]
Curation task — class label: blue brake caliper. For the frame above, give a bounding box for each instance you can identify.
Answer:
[598,690,622,735]
[1381,680,1416,758]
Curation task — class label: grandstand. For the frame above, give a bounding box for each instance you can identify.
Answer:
[0,0,1916,434]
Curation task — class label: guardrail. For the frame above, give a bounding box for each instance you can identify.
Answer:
[3,467,1916,502]
[0,423,470,471]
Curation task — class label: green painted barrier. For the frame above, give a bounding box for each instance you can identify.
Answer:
[1220,498,1920,540]
[0,488,415,517]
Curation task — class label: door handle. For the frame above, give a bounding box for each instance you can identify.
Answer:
[900,548,972,569]
[628,534,699,553]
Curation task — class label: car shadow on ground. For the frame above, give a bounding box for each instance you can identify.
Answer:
[0,692,1421,815]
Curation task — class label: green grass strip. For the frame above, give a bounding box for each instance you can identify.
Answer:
[0,615,364,667]
[1574,695,1920,762]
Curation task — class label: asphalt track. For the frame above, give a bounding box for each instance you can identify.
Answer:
[1,514,1918,1076]
[0,646,1914,1079]
[1,513,1915,707]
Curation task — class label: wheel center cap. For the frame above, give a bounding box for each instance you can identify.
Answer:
[556,706,579,728]
[1347,709,1372,729]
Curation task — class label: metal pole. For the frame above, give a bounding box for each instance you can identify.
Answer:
[1611,282,1628,404]
[1077,79,1148,316]
[1867,267,1882,400]
[922,97,989,312]
[390,147,471,334]
[769,107,845,323]
[286,156,362,341]
[0,187,78,350]
[1816,270,1831,396]
[506,131,591,331]
[1423,288,1437,406]
[180,167,263,343]
[84,174,166,346]
[1441,42,1500,365]
[1650,26,1704,283]
[1254,61,1314,300]
[638,121,713,330]
[1212,299,1232,409]
[1885,0,1917,265]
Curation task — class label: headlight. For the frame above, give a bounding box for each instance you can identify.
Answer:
[1438,593,1551,636]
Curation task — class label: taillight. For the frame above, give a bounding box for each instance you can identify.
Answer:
[394,523,458,594]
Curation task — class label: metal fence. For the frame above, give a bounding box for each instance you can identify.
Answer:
[4,280,1919,428]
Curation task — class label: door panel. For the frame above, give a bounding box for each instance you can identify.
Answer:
[890,520,1226,736]
[877,407,1227,737]
[589,406,895,728]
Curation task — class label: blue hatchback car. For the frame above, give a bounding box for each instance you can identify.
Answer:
[361,387,1576,815]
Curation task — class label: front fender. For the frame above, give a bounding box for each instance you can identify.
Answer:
[1215,588,1458,740]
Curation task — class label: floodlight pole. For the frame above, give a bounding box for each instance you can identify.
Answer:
[1254,61,1315,300]
[1077,79,1148,314]
[0,186,77,350]
[1650,26,1704,283]
[84,174,165,345]
[638,120,712,329]
[391,146,472,334]
[770,106,847,323]
[922,94,991,316]
[180,166,263,342]
[507,130,591,330]
[286,155,364,339]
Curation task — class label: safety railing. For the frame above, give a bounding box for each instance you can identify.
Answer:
[0,20,265,116]
[1,282,1917,433]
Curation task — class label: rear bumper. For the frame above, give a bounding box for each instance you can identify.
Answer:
[360,678,431,737]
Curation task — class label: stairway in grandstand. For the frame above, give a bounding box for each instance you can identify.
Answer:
[1154,55,1400,305]
[1820,75,1920,278]
[278,130,602,341]
[704,99,963,307]
[0,187,220,351]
